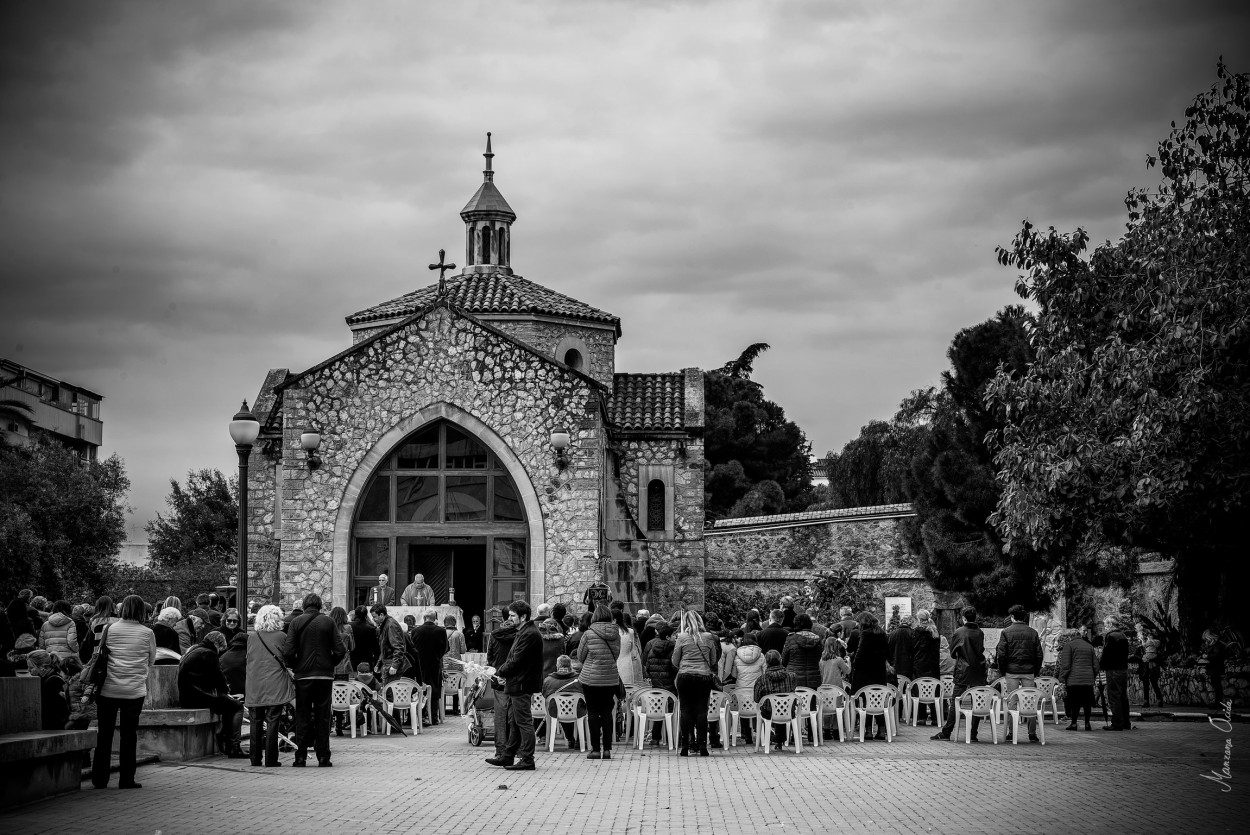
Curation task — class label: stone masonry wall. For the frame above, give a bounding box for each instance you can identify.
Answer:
[489,319,616,389]
[617,437,706,611]
[253,306,607,610]
[705,516,916,572]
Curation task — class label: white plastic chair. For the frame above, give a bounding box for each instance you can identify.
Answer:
[634,689,677,750]
[443,673,464,719]
[908,677,944,727]
[895,675,913,723]
[546,691,590,753]
[793,687,821,747]
[814,685,850,742]
[952,686,1000,744]
[757,693,801,754]
[331,681,365,738]
[382,678,421,735]
[853,685,897,742]
[1005,687,1046,745]
[988,677,1008,726]
[940,675,954,700]
[706,690,731,750]
[418,683,434,725]
[530,692,548,739]
[349,680,384,734]
[728,692,763,748]
[1035,676,1062,725]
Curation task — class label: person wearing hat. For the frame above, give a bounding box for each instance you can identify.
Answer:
[178,631,246,757]
[1100,615,1133,731]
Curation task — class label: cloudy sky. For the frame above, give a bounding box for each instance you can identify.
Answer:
[2,0,1245,540]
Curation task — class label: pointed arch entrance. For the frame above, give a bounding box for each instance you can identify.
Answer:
[332,404,545,621]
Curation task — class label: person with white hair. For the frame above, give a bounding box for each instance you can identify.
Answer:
[247,604,295,767]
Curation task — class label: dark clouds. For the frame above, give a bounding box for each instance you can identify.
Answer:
[0,0,1244,539]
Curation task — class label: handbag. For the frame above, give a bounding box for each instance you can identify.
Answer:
[80,624,112,702]
[693,634,723,691]
[258,631,296,682]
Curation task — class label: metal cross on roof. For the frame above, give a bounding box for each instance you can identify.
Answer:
[429,248,457,296]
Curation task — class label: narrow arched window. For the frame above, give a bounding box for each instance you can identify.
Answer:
[500,227,508,264]
[481,226,492,263]
[647,479,665,531]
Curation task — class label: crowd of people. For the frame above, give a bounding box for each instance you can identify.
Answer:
[0,585,1224,783]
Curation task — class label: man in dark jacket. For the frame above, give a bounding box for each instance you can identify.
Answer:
[995,604,1044,741]
[758,610,789,655]
[933,606,987,741]
[1100,615,1133,731]
[486,610,519,761]
[371,604,408,687]
[487,600,544,771]
[179,631,246,757]
[411,611,450,724]
[284,593,347,767]
[779,596,797,630]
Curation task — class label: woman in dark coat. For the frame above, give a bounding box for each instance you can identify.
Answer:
[642,624,676,747]
[178,632,245,757]
[219,632,248,696]
[910,611,941,725]
[781,614,824,690]
[350,606,380,672]
[27,650,69,730]
[850,612,890,739]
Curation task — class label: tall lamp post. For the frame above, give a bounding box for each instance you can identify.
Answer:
[229,401,260,631]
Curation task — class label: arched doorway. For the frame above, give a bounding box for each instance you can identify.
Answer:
[348,419,529,625]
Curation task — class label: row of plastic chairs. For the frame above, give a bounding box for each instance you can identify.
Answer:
[893,675,1064,727]
[330,678,444,738]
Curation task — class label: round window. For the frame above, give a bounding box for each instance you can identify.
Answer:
[563,348,584,371]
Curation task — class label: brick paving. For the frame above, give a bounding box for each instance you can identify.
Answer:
[2,714,1246,834]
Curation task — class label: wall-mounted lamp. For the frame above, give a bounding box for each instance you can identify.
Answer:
[550,428,571,470]
[300,429,322,471]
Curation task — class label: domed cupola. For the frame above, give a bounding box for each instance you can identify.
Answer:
[460,132,516,275]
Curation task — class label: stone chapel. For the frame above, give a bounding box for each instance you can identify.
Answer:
[244,136,706,622]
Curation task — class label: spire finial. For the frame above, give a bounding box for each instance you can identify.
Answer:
[483,131,494,182]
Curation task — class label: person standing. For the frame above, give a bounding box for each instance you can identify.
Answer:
[401,574,436,606]
[284,593,346,767]
[488,600,544,771]
[996,604,1043,742]
[486,610,519,761]
[850,612,890,739]
[349,606,380,673]
[367,574,395,606]
[1137,624,1164,707]
[372,604,408,689]
[464,614,484,653]
[412,611,449,722]
[247,605,296,766]
[1058,627,1097,731]
[574,604,621,760]
[887,615,916,684]
[910,610,941,726]
[91,594,156,790]
[757,610,789,656]
[1203,629,1229,707]
[933,606,987,742]
[443,614,468,714]
[671,609,720,757]
[1101,615,1133,731]
[782,614,823,691]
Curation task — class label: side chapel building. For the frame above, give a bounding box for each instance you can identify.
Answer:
[245,137,706,621]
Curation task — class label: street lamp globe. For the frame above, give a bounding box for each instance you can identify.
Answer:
[229,401,260,446]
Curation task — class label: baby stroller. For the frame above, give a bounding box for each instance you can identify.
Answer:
[450,658,498,747]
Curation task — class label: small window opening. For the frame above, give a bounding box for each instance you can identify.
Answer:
[646,479,666,531]
[563,349,583,371]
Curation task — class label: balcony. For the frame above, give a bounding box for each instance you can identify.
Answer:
[0,389,103,448]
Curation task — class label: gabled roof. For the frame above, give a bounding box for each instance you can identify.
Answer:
[610,373,684,431]
[706,503,915,532]
[460,180,515,219]
[281,296,608,396]
[345,272,621,334]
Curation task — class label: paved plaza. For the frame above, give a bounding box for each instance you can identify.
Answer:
[2,716,1245,834]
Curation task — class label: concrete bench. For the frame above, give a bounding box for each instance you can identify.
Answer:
[0,677,96,809]
[91,666,218,762]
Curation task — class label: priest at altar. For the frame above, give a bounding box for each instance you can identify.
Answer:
[401,574,437,606]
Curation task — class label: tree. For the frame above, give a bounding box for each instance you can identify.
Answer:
[145,469,238,572]
[0,435,129,601]
[704,344,812,520]
[988,61,1250,644]
[820,389,936,509]
[904,307,1039,614]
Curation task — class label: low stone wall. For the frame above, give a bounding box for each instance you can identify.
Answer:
[1129,662,1247,708]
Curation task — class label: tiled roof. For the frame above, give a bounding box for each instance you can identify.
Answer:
[707,503,915,531]
[611,373,684,431]
[705,567,924,581]
[345,272,620,329]
[461,181,515,218]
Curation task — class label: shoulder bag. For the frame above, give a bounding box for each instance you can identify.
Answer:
[693,633,723,691]
[258,631,296,681]
[80,624,112,702]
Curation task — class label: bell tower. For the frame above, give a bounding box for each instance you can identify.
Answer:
[460,132,516,275]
